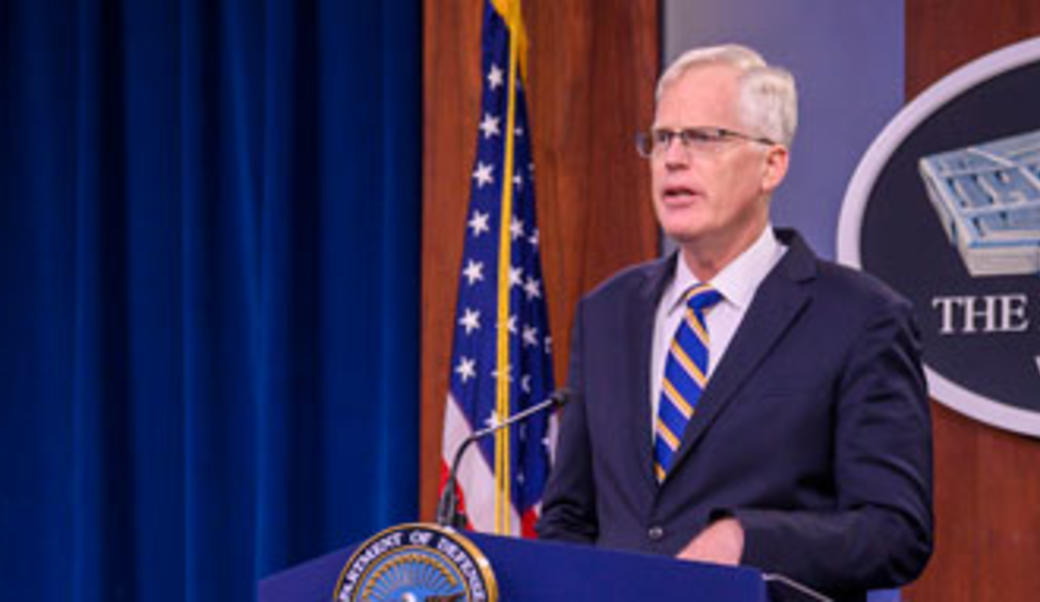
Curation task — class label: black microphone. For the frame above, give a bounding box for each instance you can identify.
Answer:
[436,388,571,529]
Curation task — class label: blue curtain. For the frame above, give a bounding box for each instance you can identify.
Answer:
[0,0,420,600]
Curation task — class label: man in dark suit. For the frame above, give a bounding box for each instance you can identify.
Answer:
[536,44,933,600]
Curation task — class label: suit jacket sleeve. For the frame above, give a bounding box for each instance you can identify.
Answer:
[536,299,599,543]
[730,298,934,593]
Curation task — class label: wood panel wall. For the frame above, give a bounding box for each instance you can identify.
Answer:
[420,0,660,521]
[904,2,1040,600]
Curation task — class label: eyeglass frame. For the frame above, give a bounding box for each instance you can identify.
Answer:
[634,126,779,158]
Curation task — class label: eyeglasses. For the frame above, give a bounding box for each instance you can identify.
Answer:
[634,126,777,158]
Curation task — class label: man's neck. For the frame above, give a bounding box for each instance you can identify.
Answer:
[680,222,769,283]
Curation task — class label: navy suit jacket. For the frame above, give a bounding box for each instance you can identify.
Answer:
[536,229,933,600]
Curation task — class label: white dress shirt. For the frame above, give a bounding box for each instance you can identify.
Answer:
[650,226,788,434]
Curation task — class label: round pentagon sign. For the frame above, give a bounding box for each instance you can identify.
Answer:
[839,37,1040,437]
[332,523,498,602]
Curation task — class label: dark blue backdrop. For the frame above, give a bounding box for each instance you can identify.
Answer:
[0,0,420,600]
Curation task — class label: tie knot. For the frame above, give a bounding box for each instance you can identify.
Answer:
[684,284,722,312]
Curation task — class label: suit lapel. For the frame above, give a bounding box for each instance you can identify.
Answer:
[667,230,817,475]
[627,255,676,490]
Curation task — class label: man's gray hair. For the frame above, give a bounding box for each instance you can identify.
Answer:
[656,44,798,147]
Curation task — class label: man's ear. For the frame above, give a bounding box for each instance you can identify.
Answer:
[761,145,789,193]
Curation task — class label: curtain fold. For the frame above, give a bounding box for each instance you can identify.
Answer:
[0,1,420,600]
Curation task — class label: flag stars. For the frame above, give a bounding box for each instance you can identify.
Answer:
[509,265,524,288]
[468,210,490,237]
[449,39,553,508]
[523,276,541,301]
[462,259,485,285]
[497,314,517,335]
[455,356,476,383]
[478,113,501,139]
[487,63,504,90]
[472,162,494,188]
[459,308,481,335]
[522,325,539,347]
[510,216,525,241]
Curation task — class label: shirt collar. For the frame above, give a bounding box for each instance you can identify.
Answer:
[663,225,782,314]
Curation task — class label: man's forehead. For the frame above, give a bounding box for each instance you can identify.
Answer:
[653,64,741,124]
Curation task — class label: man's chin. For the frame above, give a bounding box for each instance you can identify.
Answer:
[661,225,708,245]
[655,205,709,239]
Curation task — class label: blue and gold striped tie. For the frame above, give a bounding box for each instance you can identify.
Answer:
[654,284,722,482]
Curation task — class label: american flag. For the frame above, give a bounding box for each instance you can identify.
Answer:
[440,0,555,537]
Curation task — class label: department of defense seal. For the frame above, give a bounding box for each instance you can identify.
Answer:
[332,523,498,602]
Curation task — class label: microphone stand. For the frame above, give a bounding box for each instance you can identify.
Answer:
[436,389,570,529]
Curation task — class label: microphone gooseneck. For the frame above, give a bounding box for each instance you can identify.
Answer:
[435,388,571,529]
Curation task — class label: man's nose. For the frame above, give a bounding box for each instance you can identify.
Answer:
[661,136,690,169]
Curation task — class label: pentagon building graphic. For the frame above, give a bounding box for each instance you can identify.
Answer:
[919,129,1040,276]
